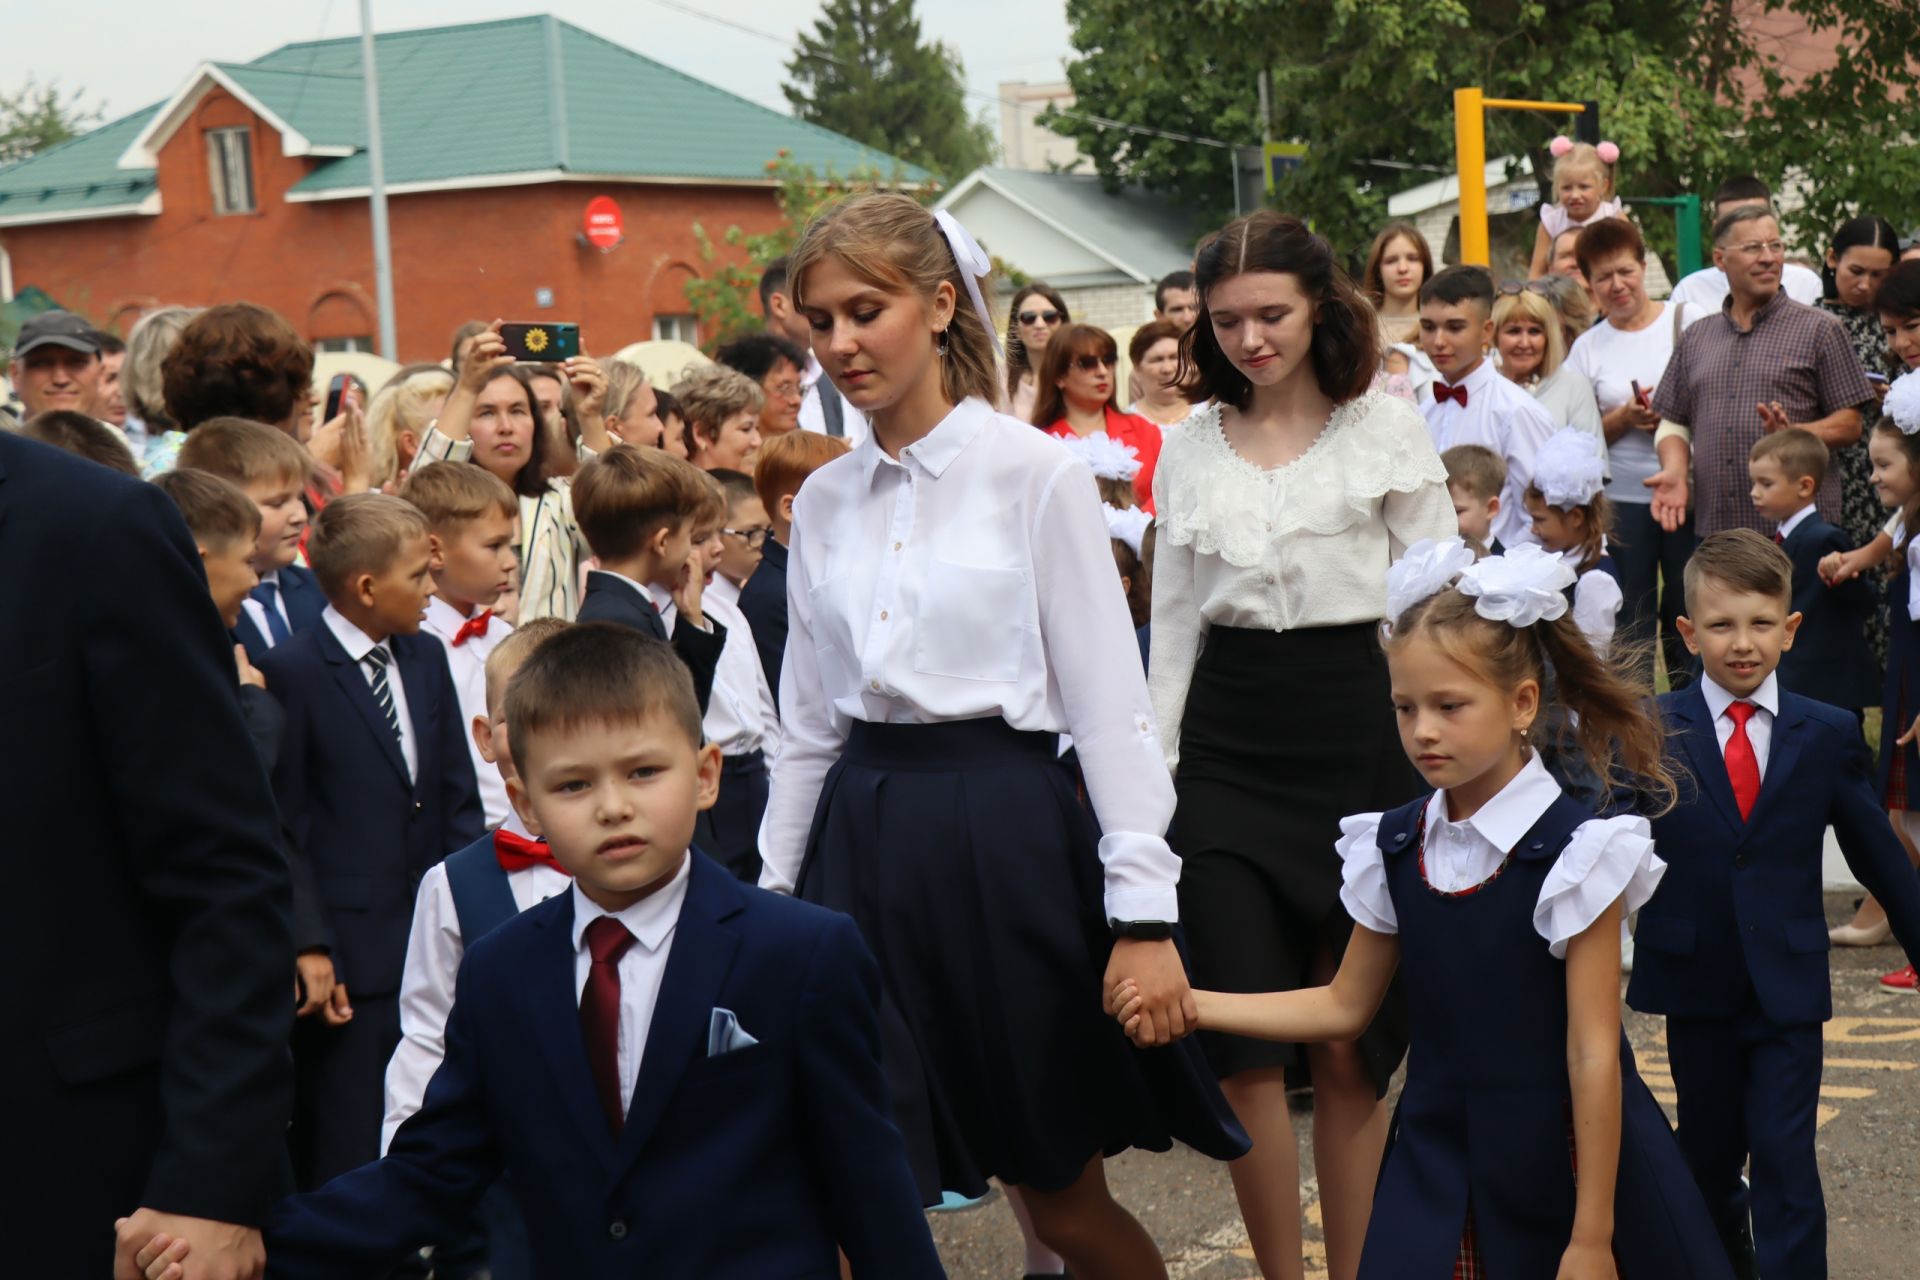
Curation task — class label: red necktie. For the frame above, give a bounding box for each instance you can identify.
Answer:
[493,827,569,877]
[1433,381,1469,407]
[581,916,634,1135]
[451,609,494,646]
[1725,701,1762,820]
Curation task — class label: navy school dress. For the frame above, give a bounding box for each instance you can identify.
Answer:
[1361,791,1732,1278]
[795,715,1250,1202]
[1879,556,1920,808]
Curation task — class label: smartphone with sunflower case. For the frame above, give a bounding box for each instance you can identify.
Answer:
[500,321,580,363]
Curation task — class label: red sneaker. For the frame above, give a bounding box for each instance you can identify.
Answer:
[1880,964,1919,991]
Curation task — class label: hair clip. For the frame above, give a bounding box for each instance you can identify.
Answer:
[932,209,1001,359]
[1458,544,1576,629]
[1549,135,1574,157]
[1889,370,1920,437]
[1531,428,1608,508]
[1385,537,1478,626]
[1596,140,1621,165]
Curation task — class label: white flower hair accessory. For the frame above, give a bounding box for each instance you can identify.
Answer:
[1457,543,1577,629]
[1888,369,1920,437]
[1532,428,1608,509]
[1104,503,1152,556]
[1385,536,1478,626]
[1059,431,1142,481]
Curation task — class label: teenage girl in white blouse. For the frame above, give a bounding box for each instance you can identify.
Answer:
[1149,210,1455,1280]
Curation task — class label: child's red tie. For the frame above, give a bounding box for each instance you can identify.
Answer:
[1725,701,1762,820]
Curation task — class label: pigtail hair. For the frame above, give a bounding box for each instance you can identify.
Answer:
[1533,615,1677,816]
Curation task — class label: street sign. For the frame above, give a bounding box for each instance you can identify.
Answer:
[1265,141,1308,193]
[583,196,624,251]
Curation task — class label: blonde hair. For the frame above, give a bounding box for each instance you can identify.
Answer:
[484,616,570,716]
[788,192,999,410]
[308,492,430,600]
[603,359,653,425]
[670,364,763,440]
[175,416,310,490]
[1442,444,1506,501]
[366,367,453,488]
[399,460,517,534]
[123,306,201,431]
[572,444,715,561]
[1491,290,1567,378]
[1552,141,1616,200]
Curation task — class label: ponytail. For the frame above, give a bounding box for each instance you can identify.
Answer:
[1534,614,1676,815]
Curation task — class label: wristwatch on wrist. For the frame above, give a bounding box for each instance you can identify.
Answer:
[1109,918,1173,942]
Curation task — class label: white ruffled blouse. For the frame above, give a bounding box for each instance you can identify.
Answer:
[1337,752,1665,958]
[1148,391,1454,767]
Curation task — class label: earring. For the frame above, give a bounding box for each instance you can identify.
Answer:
[936,328,950,356]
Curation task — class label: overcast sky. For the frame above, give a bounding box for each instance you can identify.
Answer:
[5,0,1073,126]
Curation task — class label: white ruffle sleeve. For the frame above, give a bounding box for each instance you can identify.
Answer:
[1335,812,1398,936]
[1532,814,1666,958]
[1572,569,1624,658]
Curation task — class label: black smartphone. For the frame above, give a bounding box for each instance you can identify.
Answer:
[323,373,350,421]
[500,321,580,363]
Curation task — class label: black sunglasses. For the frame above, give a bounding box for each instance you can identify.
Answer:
[1072,353,1119,372]
[1018,309,1063,326]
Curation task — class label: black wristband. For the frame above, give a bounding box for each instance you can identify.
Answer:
[1109,918,1173,942]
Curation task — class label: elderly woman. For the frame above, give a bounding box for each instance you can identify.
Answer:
[1494,280,1604,447]
[1126,319,1193,429]
[125,306,202,477]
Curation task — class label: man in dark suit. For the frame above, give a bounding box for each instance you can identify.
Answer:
[0,433,293,1278]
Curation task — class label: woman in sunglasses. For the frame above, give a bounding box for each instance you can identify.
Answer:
[1033,323,1164,511]
[1005,283,1071,423]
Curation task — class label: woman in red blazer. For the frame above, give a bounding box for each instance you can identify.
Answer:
[1032,323,1164,512]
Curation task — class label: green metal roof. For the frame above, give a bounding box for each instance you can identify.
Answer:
[0,14,917,222]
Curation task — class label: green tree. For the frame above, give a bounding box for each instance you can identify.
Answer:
[783,0,995,182]
[0,78,102,165]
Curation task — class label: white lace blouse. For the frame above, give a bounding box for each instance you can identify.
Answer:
[1148,392,1455,767]
[1337,753,1666,958]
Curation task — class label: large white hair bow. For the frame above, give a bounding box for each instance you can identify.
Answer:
[1104,504,1152,556]
[932,209,1002,359]
[1059,431,1143,481]
[1457,543,1577,628]
[1888,369,1920,437]
[1531,428,1608,509]
[1385,536,1477,625]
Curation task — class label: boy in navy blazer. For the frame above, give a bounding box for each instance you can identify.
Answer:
[178,418,327,661]
[256,493,485,1190]
[1629,530,1920,1279]
[1748,428,1878,716]
[132,623,941,1278]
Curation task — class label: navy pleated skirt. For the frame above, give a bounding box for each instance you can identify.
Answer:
[796,716,1251,1203]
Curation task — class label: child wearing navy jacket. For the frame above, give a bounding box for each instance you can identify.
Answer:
[256,493,485,1189]
[1119,539,1732,1278]
[1630,529,1920,1279]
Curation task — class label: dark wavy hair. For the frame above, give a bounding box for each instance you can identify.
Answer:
[475,364,552,499]
[1178,211,1379,409]
[162,302,315,432]
[1871,258,1920,322]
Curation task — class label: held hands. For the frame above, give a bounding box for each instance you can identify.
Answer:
[1103,938,1197,1048]
[1555,1239,1619,1280]
[1820,548,1872,585]
[113,1212,264,1280]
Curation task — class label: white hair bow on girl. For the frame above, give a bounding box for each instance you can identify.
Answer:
[1888,370,1920,437]
[1385,536,1478,625]
[1059,432,1143,481]
[932,209,1002,359]
[1531,428,1608,509]
[1458,543,1577,628]
[1105,504,1152,555]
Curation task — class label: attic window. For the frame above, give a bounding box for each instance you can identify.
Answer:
[207,127,256,216]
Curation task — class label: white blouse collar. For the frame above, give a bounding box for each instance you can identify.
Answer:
[857,396,993,486]
[1423,752,1563,855]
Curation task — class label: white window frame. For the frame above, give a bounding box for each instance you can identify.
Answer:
[652,314,699,345]
[313,335,374,354]
[207,127,256,216]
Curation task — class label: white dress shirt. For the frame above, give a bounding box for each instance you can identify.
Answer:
[1777,503,1817,542]
[1560,540,1625,660]
[1424,358,1559,549]
[420,595,513,827]
[570,860,692,1122]
[1337,752,1666,958]
[760,396,1179,922]
[380,806,569,1152]
[1149,393,1456,769]
[322,605,418,782]
[702,575,781,760]
[1700,671,1780,778]
[797,352,869,447]
[1670,262,1824,320]
[241,568,294,649]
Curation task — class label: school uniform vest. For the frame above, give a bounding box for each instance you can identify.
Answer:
[1882,561,1920,807]
[443,835,519,945]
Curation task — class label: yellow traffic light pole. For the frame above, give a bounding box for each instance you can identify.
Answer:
[1453,89,1588,266]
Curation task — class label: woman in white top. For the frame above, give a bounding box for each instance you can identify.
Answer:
[1564,216,1695,683]
[1150,210,1455,1279]
[762,193,1247,1278]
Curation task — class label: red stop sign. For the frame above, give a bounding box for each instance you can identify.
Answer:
[583,196,623,250]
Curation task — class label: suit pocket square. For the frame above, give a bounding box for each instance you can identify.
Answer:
[707,1007,760,1057]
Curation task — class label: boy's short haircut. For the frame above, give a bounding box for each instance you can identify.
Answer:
[504,622,704,773]
[1683,528,1793,612]
[1419,264,1495,313]
[483,616,570,716]
[571,444,714,561]
[399,460,518,534]
[708,466,760,510]
[1442,443,1507,501]
[1749,427,1829,488]
[19,410,139,475]
[152,467,263,549]
[176,416,310,490]
[308,492,431,601]
[753,429,852,514]
[671,364,764,436]
[1154,270,1196,312]
[692,469,728,531]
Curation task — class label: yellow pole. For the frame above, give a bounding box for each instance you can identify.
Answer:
[1454,86,1488,267]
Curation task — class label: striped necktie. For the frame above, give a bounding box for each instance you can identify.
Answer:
[364,646,404,747]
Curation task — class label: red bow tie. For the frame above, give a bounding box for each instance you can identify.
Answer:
[1433,381,1469,408]
[451,610,494,646]
[494,827,570,876]
[1773,530,1786,544]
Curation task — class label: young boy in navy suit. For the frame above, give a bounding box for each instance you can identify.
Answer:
[177,418,326,660]
[135,623,942,1279]
[256,493,486,1190]
[1628,529,1920,1279]
[572,444,727,713]
[1748,428,1878,717]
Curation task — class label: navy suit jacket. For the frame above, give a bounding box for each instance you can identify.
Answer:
[239,684,330,956]
[737,535,789,707]
[1629,683,1920,1024]
[1,435,293,1266]
[1777,513,1878,710]
[233,563,327,662]
[265,852,942,1279]
[576,570,726,714]
[256,623,484,997]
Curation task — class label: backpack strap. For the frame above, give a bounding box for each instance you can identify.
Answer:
[444,836,522,944]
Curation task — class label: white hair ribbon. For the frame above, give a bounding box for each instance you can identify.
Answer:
[1531,428,1608,509]
[933,208,1002,358]
[1104,503,1152,556]
[1057,431,1143,481]
[1457,543,1577,629]
[1385,537,1478,627]
[1888,369,1920,437]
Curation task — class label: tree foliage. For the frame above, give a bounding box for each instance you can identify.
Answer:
[783,0,995,183]
[0,78,102,166]
[1051,0,1920,262]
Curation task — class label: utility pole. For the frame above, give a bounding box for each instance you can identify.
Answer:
[359,0,398,360]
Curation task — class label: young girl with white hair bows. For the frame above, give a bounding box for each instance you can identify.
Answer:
[1524,428,1624,657]
[1116,539,1735,1280]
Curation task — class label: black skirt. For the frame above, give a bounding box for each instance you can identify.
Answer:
[1172,622,1418,1091]
[796,717,1250,1203]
